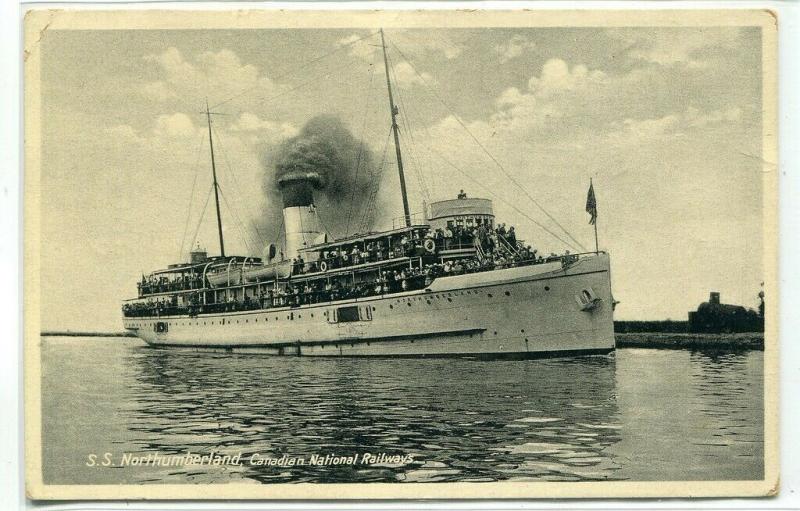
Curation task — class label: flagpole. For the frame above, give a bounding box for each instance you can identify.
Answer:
[591,178,599,254]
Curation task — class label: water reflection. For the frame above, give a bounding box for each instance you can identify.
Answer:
[124,347,621,483]
[40,337,764,485]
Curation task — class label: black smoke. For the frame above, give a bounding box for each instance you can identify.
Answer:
[258,115,384,243]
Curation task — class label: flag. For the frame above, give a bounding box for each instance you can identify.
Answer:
[585,181,597,225]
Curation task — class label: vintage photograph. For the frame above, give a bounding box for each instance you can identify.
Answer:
[24,9,777,499]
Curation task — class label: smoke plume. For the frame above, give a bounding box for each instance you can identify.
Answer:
[258,115,383,244]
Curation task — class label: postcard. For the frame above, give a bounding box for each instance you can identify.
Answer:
[23,7,778,500]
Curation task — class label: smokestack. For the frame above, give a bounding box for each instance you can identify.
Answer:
[277,169,324,260]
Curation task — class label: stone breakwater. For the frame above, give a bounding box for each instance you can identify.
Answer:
[615,332,764,350]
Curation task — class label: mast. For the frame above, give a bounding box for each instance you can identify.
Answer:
[591,178,598,254]
[205,100,226,257]
[380,28,412,228]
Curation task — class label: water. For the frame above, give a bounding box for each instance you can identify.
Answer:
[40,337,763,484]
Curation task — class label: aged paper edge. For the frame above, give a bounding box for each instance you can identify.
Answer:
[22,7,779,501]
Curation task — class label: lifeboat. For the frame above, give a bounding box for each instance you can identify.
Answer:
[206,259,292,287]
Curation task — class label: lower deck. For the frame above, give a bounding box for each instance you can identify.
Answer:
[123,253,615,357]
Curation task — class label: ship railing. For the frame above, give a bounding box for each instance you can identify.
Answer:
[390,211,428,229]
[123,252,606,317]
[138,278,206,297]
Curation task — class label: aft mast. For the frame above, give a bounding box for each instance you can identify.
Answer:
[205,100,226,257]
[380,29,412,228]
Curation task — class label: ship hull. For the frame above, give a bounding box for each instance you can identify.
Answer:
[123,253,615,358]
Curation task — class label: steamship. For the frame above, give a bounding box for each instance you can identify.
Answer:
[121,30,615,357]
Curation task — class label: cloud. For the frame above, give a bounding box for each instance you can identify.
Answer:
[141,81,176,101]
[485,59,607,134]
[493,35,537,63]
[153,112,198,138]
[229,112,298,144]
[391,61,435,87]
[141,47,279,106]
[339,34,378,62]
[606,27,743,68]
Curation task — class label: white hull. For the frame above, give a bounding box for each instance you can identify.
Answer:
[123,253,615,358]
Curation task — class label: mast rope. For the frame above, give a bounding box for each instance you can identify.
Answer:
[217,185,256,255]
[360,125,393,232]
[390,40,587,252]
[427,144,582,253]
[388,53,431,205]
[211,31,380,110]
[345,49,378,237]
[178,132,208,259]
[189,184,215,250]
[211,124,267,250]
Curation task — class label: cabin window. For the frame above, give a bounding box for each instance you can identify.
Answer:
[331,305,372,323]
[337,306,360,322]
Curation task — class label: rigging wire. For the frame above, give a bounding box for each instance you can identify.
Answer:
[426,144,582,252]
[389,40,587,252]
[388,53,432,205]
[217,185,255,255]
[210,124,267,250]
[344,49,379,237]
[233,66,340,116]
[178,132,209,259]
[189,184,215,250]
[360,125,394,232]
[211,30,380,110]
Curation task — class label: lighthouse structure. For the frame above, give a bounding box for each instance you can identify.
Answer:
[276,168,325,260]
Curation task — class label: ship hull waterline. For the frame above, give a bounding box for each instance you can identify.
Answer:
[123,253,615,358]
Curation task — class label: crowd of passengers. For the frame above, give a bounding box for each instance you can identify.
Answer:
[124,248,579,317]
[291,222,541,275]
[138,273,204,296]
[136,221,577,301]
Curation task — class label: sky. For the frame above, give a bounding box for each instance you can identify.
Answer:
[38,26,765,330]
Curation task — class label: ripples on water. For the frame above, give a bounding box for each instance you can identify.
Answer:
[40,337,763,484]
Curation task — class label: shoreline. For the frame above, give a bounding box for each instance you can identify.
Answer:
[40,331,765,351]
[40,331,136,338]
[615,332,764,351]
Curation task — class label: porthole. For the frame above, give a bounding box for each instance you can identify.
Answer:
[545,286,550,291]
[426,300,431,305]
[521,329,525,333]
[389,305,394,309]
[505,291,511,296]
[311,313,314,318]
[447,298,452,303]
[487,293,493,298]
[372,307,376,312]
[407,302,412,307]
[494,331,498,335]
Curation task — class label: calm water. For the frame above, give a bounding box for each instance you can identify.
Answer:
[40,337,763,484]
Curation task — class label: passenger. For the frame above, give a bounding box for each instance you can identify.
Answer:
[443,226,453,249]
